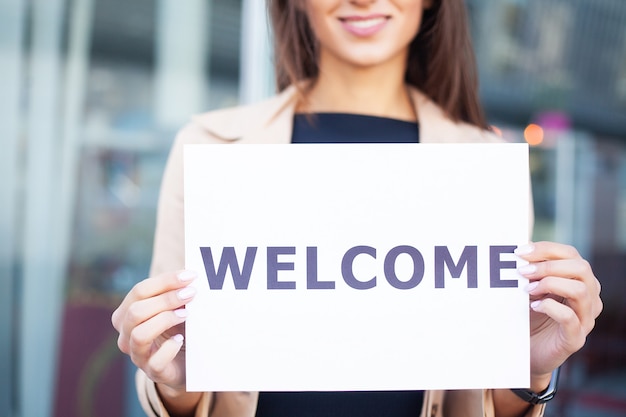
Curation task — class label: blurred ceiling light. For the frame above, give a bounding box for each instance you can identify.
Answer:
[524,123,544,146]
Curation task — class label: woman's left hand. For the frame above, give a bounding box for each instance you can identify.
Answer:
[515,241,603,383]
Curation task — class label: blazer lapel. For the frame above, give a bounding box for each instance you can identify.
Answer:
[410,87,500,144]
[192,83,496,146]
[192,85,298,144]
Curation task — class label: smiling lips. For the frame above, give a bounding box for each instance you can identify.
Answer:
[339,15,389,36]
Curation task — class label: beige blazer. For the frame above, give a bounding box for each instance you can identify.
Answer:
[138,85,544,417]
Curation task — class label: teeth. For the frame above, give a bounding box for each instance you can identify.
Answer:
[347,17,386,29]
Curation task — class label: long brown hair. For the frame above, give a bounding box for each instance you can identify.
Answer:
[268,0,488,129]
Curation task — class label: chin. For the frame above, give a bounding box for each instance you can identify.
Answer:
[346,52,405,70]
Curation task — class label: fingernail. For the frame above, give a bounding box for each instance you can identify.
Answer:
[174,308,188,318]
[172,334,184,344]
[178,270,197,281]
[177,287,196,300]
[518,264,537,276]
[515,244,534,256]
[530,300,542,310]
[525,282,539,293]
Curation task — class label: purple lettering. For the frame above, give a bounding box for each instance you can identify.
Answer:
[384,245,424,290]
[306,247,335,289]
[342,246,376,290]
[200,247,257,290]
[267,247,296,290]
[434,246,478,288]
[490,245,518,288]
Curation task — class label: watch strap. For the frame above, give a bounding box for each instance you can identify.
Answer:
[511,367,561,405]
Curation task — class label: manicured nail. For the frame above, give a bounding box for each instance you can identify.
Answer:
[174,308,188,318]
[525,282,539,293]
[518,264,537,276]
[515,244,534,256]
[178,270,197,281]
[530,300,542,311]
[177,287,196,300]
[172,334,184,344]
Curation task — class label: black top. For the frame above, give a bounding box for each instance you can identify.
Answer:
[255,113,422,417]
[291,113,419,144]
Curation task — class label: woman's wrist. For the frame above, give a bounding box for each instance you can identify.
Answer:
[529,371,554,393]
[156,382,204,416]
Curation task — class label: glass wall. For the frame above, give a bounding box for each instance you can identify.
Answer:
[0,1,624,416]
[468,0,626,415]
[0,1,256,416]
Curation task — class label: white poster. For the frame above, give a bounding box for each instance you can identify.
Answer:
[184,143,531,392]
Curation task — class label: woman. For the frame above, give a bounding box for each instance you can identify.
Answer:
[111,1,603,416]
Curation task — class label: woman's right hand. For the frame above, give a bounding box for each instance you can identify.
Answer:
[111,270,197,393]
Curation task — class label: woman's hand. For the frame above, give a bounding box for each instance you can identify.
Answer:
[515,241,603,386]
[111,270,198,393]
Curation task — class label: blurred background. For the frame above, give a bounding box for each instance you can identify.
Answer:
[0,0,624,416]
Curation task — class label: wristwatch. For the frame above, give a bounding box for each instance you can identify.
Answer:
[511,367,561,405]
